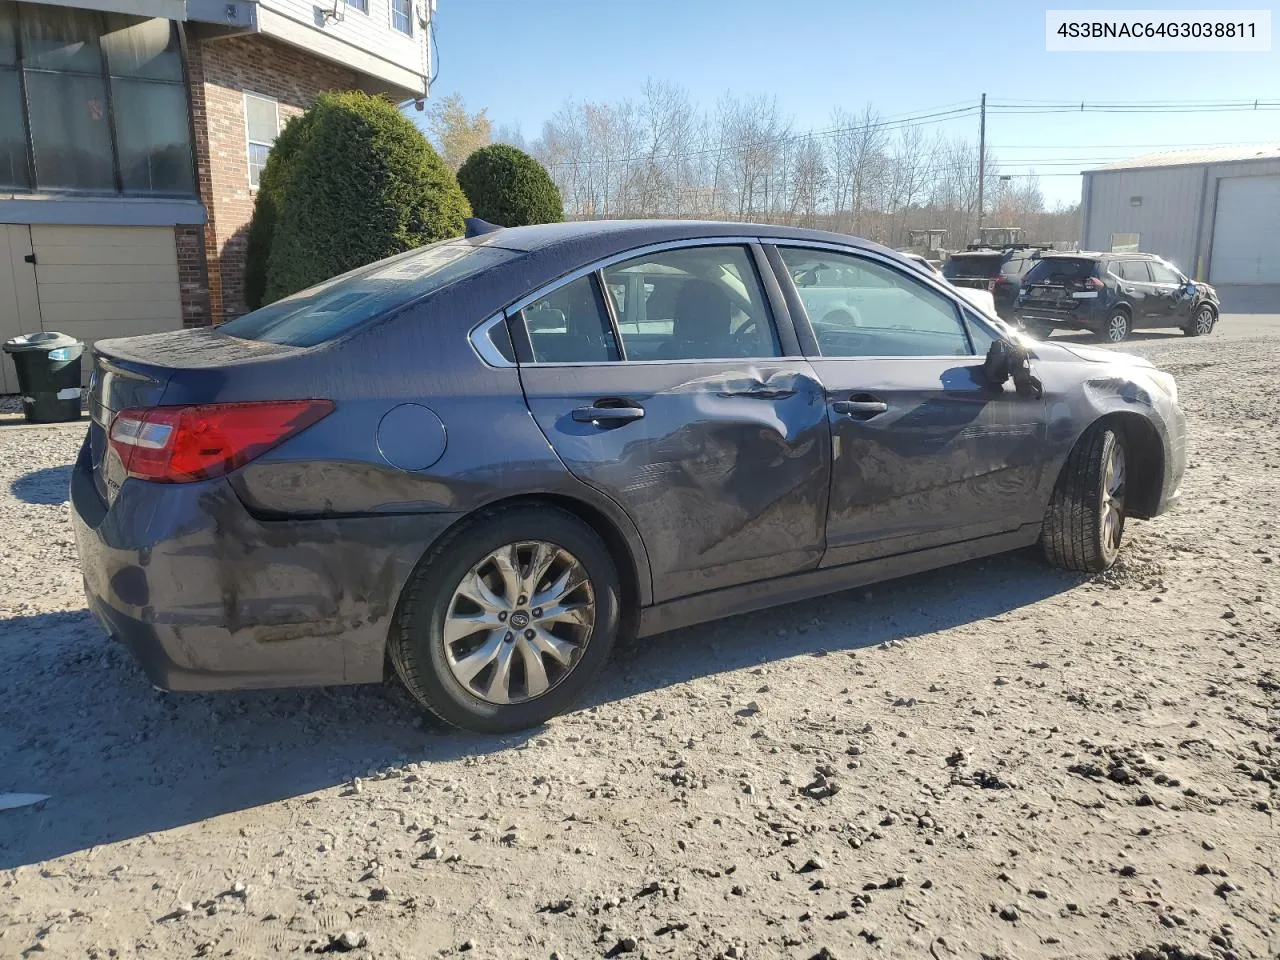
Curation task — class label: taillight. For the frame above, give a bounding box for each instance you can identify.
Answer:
[1088,277,1105,290]
[108,400,334,483]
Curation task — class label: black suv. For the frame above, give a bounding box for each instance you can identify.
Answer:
[1014,252,1220,343]
[942,246,1046,321]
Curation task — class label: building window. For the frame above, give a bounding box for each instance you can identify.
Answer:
[346,0,369,13]
[1111,233,1141,254]
[0,2,194,195]
[244,92,279,189]
[391,0,413,35]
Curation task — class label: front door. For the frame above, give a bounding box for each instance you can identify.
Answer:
[1114,259,1157,322]
[1146,259,1191,327]
[514,243,831,602]
[772,244,1048,566]
[0,225,42,394]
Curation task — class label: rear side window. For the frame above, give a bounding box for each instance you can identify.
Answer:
[943,255,1001,279]
[220,239,516,347]
[1023,258,1095,285]
[1117,260,1151,282]
[601,245,781,361]
[522,274,621,363]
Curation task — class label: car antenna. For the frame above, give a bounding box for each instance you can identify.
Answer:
[464,217,503,238]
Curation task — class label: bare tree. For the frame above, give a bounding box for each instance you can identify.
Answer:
[426,93,492,171]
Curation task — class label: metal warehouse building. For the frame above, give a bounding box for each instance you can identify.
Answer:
[1081,145,1280,299]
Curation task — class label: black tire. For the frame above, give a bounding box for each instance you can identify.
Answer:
[1183,304,1216,337]
[390,505,622,733]
[1040,424,1128,573]
[1102,309,1130,343]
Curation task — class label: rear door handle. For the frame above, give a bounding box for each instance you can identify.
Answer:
[832,399,888,418]
[571,403,645,425]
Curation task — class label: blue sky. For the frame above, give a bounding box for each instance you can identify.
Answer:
[422,0,1277,208]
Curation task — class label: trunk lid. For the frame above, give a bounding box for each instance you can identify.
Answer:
[1019,258,1097,312]
[89,329,304,504]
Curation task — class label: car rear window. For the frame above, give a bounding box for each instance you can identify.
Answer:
[1022,258,1096,285]
[220,239,517,347]
[942,255,1002,279]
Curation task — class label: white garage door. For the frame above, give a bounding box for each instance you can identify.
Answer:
[32,225,183,373]
[1209,175,1280,283]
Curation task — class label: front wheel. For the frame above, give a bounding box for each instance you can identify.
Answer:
[1041,423,1127,573]
[391,506,621,733]
[1103,310,1130,343]
[1183,304,1216,337]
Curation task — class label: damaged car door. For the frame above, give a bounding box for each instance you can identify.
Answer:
[772,243,1049,566]
[511,241,830,603]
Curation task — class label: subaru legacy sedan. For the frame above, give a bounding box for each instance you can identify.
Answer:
[72,220,1185,733]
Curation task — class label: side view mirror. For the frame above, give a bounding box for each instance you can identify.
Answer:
[983,339,1043,398]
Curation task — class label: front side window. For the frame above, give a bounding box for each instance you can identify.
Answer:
[1117,260,1151,282]
[779,247,970,358]
[1147,261,1182,285]
[244,92,279,189]
[601,245,780,361]
[0,3,193,194]
[391,0,413,34]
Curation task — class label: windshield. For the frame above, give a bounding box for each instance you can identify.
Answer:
[221,239,517,347]
[942,255,1002,279]
[1023,258,1095,285]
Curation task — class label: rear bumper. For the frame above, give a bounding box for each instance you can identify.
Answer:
[71,437,459,692]
[1016,300,1108,332]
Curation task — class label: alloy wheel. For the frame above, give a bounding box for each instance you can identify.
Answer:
[1194,307,1215,335]
[1107,313,1129,343]
[443,541,595,704]
[1100,441,1126,558]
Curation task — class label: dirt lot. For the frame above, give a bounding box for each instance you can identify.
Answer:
[1,320,1277,960]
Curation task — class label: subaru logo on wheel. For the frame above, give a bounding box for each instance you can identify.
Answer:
[509,611,530,629]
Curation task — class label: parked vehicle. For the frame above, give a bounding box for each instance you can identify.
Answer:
[942,246,1046,322]
[72,220,1185,733]
[1014,252,1220,343]
[903,251,999,316]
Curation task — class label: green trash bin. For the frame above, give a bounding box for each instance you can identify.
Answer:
[3,332,85,424]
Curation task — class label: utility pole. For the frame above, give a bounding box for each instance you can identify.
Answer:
[976,93,986,242]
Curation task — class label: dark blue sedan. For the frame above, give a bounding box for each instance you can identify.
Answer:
[72,220,1186,732]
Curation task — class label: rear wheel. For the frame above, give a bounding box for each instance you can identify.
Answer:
[1041,424,1127,573]
[1183,304,1216,337]
[391,506,621,733]
[1103,309,1130,343]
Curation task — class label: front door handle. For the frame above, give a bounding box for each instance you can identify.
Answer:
[571,403,645,425]
[832,399,888,418]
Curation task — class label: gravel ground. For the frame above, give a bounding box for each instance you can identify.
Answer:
[1,326,1277,960]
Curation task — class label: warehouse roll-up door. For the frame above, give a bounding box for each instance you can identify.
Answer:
[1209,176,1280,284]
[30,226,184,382]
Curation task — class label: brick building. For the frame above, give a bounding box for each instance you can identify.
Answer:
[0,0,431,392]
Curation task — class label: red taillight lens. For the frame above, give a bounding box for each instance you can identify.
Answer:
[108,400,334,483]
[1088,276,1105,290]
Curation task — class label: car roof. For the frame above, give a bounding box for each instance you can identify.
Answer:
[1040,251,1160,261]
[469,219,887,256]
